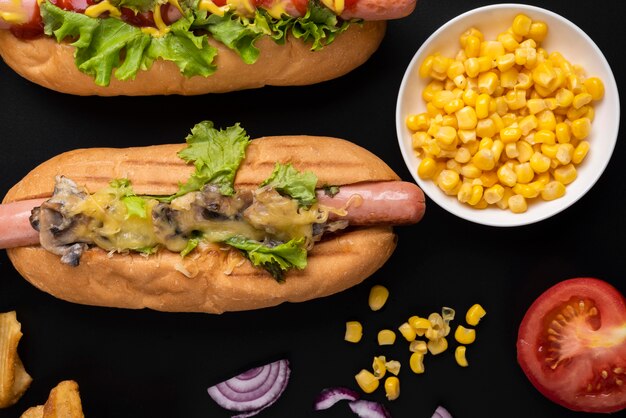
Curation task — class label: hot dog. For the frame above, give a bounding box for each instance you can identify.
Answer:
[0,0,416,95]
[1,121,425,313]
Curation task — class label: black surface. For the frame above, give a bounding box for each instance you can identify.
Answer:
[0,1,625,417]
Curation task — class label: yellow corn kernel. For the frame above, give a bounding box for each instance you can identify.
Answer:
[409,340,428,354]
[432,90,456,109]
[508,194,528,213]
[456,106,478,130]
[526,99,546,115]
[426,102,445,117]
[512,14,532,36]
[378,330,396,346]
[437,170,460,195]
[567,105,590,121]
[372,356,387,378]
[457,182,473,203]
[419,55,435,78]
[573,93,593,109]
[528,21,548,42]
[513,183,539,199]
[422,80,444,102]
[368,285,389,311]
[586,106,596,122]
[472,149,496,171]
[556,143,574,165]
[530,152,551,173]
[500,126,522,143]
[455,346,469,367]
[480,40,505,60]
[532,61,556,88]
[505,142,519,159]
[468,185,483,206]
[418,157,438,179]
[541,180,566,201]
[555,88,574,108]
[567,74,584,93]
[517,140,534,162]
[572,141,590,164]
[584,77,605,100]
[479,136,494,150]
[453,75,468,89]
[345,321,363,343]
[504,89,527,111]
[465,304,486,326]
[444,98,465,115]
[484,184,505,204]
[515,47,535,67]
[461,88,477,107]
[495,53,515,72]
[460,27,484,46]
[491,139,504,160]
[540,143,559,159]
[543,97,558,111]
[571,118,591,140]
[491,114,505,133]
[384,377,400,401]
[555,122,571,143]
[412,131,430,150]
[494,97,509,116]
[406,113,430,132]
[518,115,538,136]
[477,56,493,73]
[516,69,533,89]
[534,130,556,145]
[497,164,517,187]
[385,360,401,376]
[408,316,432,337]
[500,68,519,89]
[454,325,477,345]
[442,115,459,131]
[464,34,481,58]
[497,32,520,51]
[398,322,417,342]
[536,110,556,131]
[447,60,466,79]
[478,72,499,95]
[453,147,471,164]
[355,369,379,394]
[554,164,578,184]
[464,57,480,78]
[461,163,482,179]
[409,352,425,374]
[476,118,497,138]
[513,162,533,184]
[475,94,491,119]
[427,337,448,355]
[432,54,451,74]
[480,170,499,188]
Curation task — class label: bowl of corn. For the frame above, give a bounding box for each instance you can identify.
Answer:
[396,3,619,227]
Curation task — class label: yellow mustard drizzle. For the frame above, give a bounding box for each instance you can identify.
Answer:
[198,0,228,17]
[0,0,27,24]
[84,0,122,18]
[226,0,254,17]
[321,0,344,15]
[263,0,287,19]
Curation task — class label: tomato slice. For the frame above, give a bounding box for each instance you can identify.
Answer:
[517,278,626,413]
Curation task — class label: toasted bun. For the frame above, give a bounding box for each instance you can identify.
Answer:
[5,136,400,313]
[0,21,386,96]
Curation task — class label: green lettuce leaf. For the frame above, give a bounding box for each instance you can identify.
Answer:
[107,179,149,219]
[40,1,217,86]
[173,121,250,198]
[107,0,165,13]
[225,236,308,282]
[260,163,318,207]
[192,11,268,64]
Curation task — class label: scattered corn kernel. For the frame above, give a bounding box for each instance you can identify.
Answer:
[372,356,387,378]
[384,377,400,401]
[355,369,379,394]
[465,304,486,326]
[409,340,428,354]
[409,352,425,374]
[427,337,448,355]
[398,322,417,342]
[454,325,477,345]
[455,346,469,367]
[368,285,389,311]
[385,360,401,376]
[345,321,363,343]
[407,14,603,214]
[378,330,396,346]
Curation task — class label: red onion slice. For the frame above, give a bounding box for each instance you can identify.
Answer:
[208,359,290,417]
[313,387,361,410]
[432,405,453,418]
[348,400,391,418]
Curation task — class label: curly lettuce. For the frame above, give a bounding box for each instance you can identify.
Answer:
[39,0,355,86]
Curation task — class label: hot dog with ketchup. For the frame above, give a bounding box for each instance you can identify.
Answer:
[0,121,425,313]
[0,0,416,95]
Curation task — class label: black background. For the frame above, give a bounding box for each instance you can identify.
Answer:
[1,0,625,417]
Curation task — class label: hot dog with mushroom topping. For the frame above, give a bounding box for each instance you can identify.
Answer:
[1,122,425,313]
[0,0,416,95]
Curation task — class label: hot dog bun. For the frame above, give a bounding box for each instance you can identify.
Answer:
[0,21,386,96]
[3,136,402,313]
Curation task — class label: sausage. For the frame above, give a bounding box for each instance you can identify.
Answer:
[0,182,424,250]
[318,181,425,225]
[0,198,45,249]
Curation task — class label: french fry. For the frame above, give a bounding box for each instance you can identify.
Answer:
[20,381,84,418]
[0,311,32,408]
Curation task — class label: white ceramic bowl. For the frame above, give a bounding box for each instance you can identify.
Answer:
[396,3,620,227]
